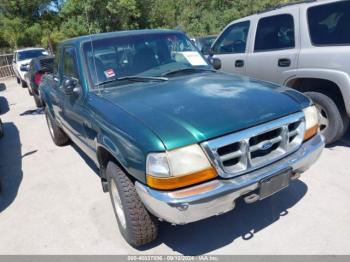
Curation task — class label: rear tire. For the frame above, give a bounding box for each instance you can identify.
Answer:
[305,92,345,144]
[107,161,158,247]
[34,93,44,108]
[21,80,27,88]
[16,77,20,84]
[44,107,70,146]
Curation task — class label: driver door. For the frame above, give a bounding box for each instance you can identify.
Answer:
[212,21,251,75]
[61,46,96,160]
[60,47,86,142]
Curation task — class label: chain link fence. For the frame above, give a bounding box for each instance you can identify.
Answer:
[0,54,15,79]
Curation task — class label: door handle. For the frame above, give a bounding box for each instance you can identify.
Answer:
[235,60,244,68]
[278,58,291,67]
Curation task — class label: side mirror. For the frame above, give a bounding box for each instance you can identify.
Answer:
[20,64,29,72]
[208,48,214,57]
[201,45,211,56]
[63,78,81,96]
[211,57,222,70]
[13,59,16,64]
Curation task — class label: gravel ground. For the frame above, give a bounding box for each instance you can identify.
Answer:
[0,78,350,255]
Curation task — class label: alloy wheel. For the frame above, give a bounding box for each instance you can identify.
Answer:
[110,179,127,229]
[315,103,329,133]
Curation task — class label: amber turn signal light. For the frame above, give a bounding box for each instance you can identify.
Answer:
[168,180,220,198]
[304,124,319,141]
[146,168,218,190]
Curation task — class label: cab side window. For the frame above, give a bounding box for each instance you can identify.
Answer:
[213,21,250,54]
[254,14,295,52]
[53,49,61,78]
[63,47,79,79]
[308,1,350,46]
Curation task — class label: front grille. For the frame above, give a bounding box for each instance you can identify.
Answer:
[201,112,305,178]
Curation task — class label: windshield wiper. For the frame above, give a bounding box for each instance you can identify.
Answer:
[161,68,216,77]
[97,75,168,86]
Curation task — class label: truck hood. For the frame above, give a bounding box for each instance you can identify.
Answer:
[100,72,310,150]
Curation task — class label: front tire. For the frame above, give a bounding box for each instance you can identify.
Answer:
[34,93,44,108]
[305,92,346,144]
[16,77,20,84]
[21,80,27,88]
[44,107,70,146]
[107,161,158,247]
[28,85,33,96]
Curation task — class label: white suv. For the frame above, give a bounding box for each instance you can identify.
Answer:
[12,48,48,88]
[211,0,350,144]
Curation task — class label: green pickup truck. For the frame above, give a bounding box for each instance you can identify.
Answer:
[40,29,324,246]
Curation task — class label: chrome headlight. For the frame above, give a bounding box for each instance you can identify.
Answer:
[303,105,319,141]
[146,144,217,190]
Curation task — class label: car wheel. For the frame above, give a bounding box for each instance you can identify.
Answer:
[16,77,20,84]
[33,93,44,108]
[21,80,27,88]
[305,92,345,144]
[44,107,70,146]
[107,161,158,247]
[28,86,33,96]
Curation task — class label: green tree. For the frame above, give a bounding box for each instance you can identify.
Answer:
[19,23,43,47]
[106,0,141,30]
[0,0,296,51]
[0,0,54,19]
[59,0,144,38]
[1,17,26,49]
[0,0,62,49]
[39,9,63,52]
[147,0,294,37]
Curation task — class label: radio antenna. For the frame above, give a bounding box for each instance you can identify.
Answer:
[84,7,100,93]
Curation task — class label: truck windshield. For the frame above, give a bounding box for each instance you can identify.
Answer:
[83,32,210,86]
[17,49,47,61]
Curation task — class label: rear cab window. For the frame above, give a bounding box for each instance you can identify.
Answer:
[213,21,250,54]
[308,1,350,46]
[254,14,295,52]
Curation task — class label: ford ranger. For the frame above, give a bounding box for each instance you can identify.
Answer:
[40,29,324,247]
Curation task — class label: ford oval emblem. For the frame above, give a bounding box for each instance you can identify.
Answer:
[261,141,273,151]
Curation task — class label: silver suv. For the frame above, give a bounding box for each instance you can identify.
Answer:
[212,0,350,144]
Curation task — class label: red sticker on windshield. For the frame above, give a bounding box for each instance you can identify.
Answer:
[104,69,115,78]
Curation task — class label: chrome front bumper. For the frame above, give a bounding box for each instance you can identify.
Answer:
[135,134,324,225]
